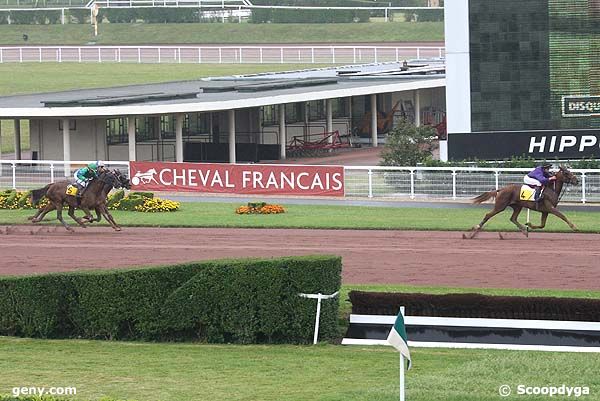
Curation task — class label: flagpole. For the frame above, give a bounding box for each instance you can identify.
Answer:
[399,306,405,401]
[400,353,405,401]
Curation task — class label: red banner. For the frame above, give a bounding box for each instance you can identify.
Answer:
[129,161,345,197]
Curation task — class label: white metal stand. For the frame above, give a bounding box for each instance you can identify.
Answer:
[298,291,339,344]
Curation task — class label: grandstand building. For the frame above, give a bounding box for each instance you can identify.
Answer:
[0,62,445,164]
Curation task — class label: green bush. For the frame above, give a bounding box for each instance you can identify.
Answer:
[106,189,125,208]
[0,256,342,344]
[113,194,144,211]
[69,8,89,24]
[130,191,154,199]
[420,156,600,169]
[380,119,437,166]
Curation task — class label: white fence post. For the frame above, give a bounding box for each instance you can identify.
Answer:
[11,162,16,189]
[410,169,415,199]
[368,169,373,198]
[494,170,499,190]
[50,162,55,183]
[452,170,457,200]
[581,173,586,204]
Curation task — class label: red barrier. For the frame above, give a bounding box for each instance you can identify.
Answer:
[130,161,345,197]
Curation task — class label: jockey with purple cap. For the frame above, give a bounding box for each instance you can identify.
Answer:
[523,163,556,202]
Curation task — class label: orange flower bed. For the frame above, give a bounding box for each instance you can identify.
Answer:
[235,203,285,215]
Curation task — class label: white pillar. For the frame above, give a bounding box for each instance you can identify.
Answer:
[228,109,236,163]
[13,119,21,160]
[175,113,184,162]
[279,105,286,160]
[414,90,421,127]
[439,140,448,162]
[370,94,378,147]
[62,118,71,177]
[444,0,471,134]
[128,116,136,161]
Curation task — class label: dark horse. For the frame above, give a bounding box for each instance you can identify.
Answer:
[29,169,130,232]
[466,166,579,239]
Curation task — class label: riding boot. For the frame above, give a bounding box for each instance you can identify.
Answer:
[76,184,85,205]
[534,186,543,202]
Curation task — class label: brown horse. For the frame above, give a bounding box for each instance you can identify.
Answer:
[29,169,127,232]
[466,166,579,239]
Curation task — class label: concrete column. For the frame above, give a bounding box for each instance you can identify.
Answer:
[348,97,353,136]
[370,94,378,147]
[13,119,21,160]
[228,109,236,163]
[175,113,184,163]
[414,90,421,127]
[127,116,136,161]
[154,116,162,161]
[62,118,71,176]
[326,99,333,142]
[279,104,286,160]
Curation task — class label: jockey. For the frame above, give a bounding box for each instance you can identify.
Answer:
[523,163,556,202]
[74,161,105,197]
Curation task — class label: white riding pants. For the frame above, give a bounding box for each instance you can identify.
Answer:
[523,175,542,187]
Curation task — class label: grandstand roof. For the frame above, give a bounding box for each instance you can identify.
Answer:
[0,61,445,118]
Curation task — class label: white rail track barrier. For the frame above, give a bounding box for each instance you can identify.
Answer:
[1,161,598,203]
[0,45,445,64]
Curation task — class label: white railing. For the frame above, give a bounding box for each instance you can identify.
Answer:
[0,45,445,64]
[2,161,598,204]
[345,166,598,204]
[0,160,129,190]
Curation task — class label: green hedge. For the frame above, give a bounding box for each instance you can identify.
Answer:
[0,255,341,344]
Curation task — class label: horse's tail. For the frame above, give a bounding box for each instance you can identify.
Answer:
[472,190,498,204]
[30,184,50,205]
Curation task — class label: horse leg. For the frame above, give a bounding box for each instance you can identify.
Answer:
[99,204,121,231]
[92,207,102,223]
[56,204,74,232]
[527,212,548,230]
[77,206,94,223]
[548,207,579,231]
[68,205,87,228]
[467,206,505,239]
[30,203,55,223]
[509,205,528,237]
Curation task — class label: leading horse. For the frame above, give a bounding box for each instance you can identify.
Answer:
[466,166,579,239]
[29,169,129,232]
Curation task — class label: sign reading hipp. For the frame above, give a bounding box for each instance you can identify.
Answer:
[129,161,345,196]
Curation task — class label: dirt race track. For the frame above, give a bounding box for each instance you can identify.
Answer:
[1,226,599,290]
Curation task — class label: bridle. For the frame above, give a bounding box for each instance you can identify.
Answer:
[554,169,576,204]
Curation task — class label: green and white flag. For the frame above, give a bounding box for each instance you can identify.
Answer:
[387,310,412,370]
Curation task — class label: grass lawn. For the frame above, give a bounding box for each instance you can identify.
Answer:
[0,336,598,401]
[0,63,322,153]
[0,22,444,45]
[0,63,328,97]
[1,202,598,233]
